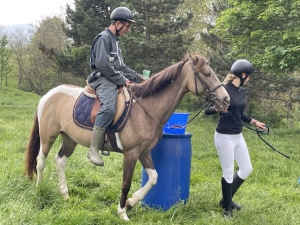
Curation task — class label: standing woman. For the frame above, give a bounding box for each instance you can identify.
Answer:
[205,59,266,217]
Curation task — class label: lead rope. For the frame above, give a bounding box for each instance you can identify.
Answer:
[227,112,290,159]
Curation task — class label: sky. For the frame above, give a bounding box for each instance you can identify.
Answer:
[0,0,74,26]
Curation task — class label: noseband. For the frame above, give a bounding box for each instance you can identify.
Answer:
[190,62,224,102]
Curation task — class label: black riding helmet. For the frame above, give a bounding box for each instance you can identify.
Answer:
[110,7,135,23]
[230,59,254,86]
[110,7,135,36]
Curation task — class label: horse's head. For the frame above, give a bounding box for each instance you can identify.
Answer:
[185,52,230,111]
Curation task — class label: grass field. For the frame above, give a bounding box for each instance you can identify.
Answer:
[0,86,299,225]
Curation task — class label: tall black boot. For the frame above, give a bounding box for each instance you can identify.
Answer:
[219,173,245,211]
[221,177,233,217]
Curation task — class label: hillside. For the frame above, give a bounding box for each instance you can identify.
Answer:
[0,86,40,106]
[2,24,32,35]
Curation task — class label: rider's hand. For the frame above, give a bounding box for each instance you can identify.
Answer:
[125,79,131,86]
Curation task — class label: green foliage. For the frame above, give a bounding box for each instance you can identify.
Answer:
[8,17,82,95]
[123,0,194,74]
[200,0,300,125]
[0,35,13,86]
[64,0,119,46]
[213,0,300,74]
[197,0,234,75]
[249,100,288,128]
[177,93,207,113]
[54,44,91,80]
[62,0,193,76]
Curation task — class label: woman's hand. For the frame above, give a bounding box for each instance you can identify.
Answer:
[215,107,228,113]
[251,119,266,129]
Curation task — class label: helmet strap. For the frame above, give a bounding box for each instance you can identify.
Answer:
[239,74,249,86]
[114,21,125,36]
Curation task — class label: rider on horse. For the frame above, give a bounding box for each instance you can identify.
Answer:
[87,7,145,166]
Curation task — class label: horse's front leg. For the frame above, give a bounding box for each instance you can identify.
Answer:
[117,152,139,221]
[55,154,69,198]
[126,152,157,209]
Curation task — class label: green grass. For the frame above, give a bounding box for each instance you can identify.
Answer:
[0,86,300,224]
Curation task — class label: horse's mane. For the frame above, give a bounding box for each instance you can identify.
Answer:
[131,53,208,98]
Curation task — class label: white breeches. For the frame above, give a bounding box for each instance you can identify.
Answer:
[214,132,253,183]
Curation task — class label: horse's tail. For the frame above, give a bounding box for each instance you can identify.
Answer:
[25,112,40,180]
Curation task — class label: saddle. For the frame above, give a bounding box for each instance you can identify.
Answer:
[73,82,133,155]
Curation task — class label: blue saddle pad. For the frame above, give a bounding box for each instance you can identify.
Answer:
[73,93,94,130]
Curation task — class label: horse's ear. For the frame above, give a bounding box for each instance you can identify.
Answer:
[187,50,197,64]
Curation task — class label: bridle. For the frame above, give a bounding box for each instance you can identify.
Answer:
[190,62,224,103]
[132,61,226,128]
[184,62,225,125]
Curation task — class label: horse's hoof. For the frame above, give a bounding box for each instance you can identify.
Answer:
[118,203,130,221]
[125,199,134,210]
[63,194,70,199]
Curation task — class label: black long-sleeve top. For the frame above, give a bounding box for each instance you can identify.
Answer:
[205,82,252,134]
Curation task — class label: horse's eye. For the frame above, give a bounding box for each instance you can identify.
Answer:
[205,72,211,77]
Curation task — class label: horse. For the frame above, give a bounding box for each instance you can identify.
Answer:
[25,52,230,221]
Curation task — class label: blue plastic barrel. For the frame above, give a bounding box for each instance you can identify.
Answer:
[163,112,190,134]
[141,133,192,210]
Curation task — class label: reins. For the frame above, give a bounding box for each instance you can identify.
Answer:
[185,101,212,126]
[131,60,225,128]
[131,90,165,128]
[227,112,290,159]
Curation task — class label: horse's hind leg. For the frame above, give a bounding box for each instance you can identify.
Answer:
[55,132,77,199]
[126,152,157,209]
[36,133,59,187]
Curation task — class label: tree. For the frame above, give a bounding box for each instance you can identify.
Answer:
[8,17,80,95]
[62,0,193,76]
[64,0,118,46]
[213,0,300,75]
[166,0,231,111]
[196,0,233,75]
[0,34,12,86]
[123,0,193,73]
[54,44,91,79]
[210,0,300,123]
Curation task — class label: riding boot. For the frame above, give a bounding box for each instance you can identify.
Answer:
[221,177,233,218]
[219,173,245,211]
[87,126,106,166]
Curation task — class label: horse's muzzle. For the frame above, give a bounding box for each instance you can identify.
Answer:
[215,96,230,112]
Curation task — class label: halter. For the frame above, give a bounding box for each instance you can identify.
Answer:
[190,62,224,103]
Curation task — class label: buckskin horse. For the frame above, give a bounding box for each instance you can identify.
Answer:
[25,52,230,221]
